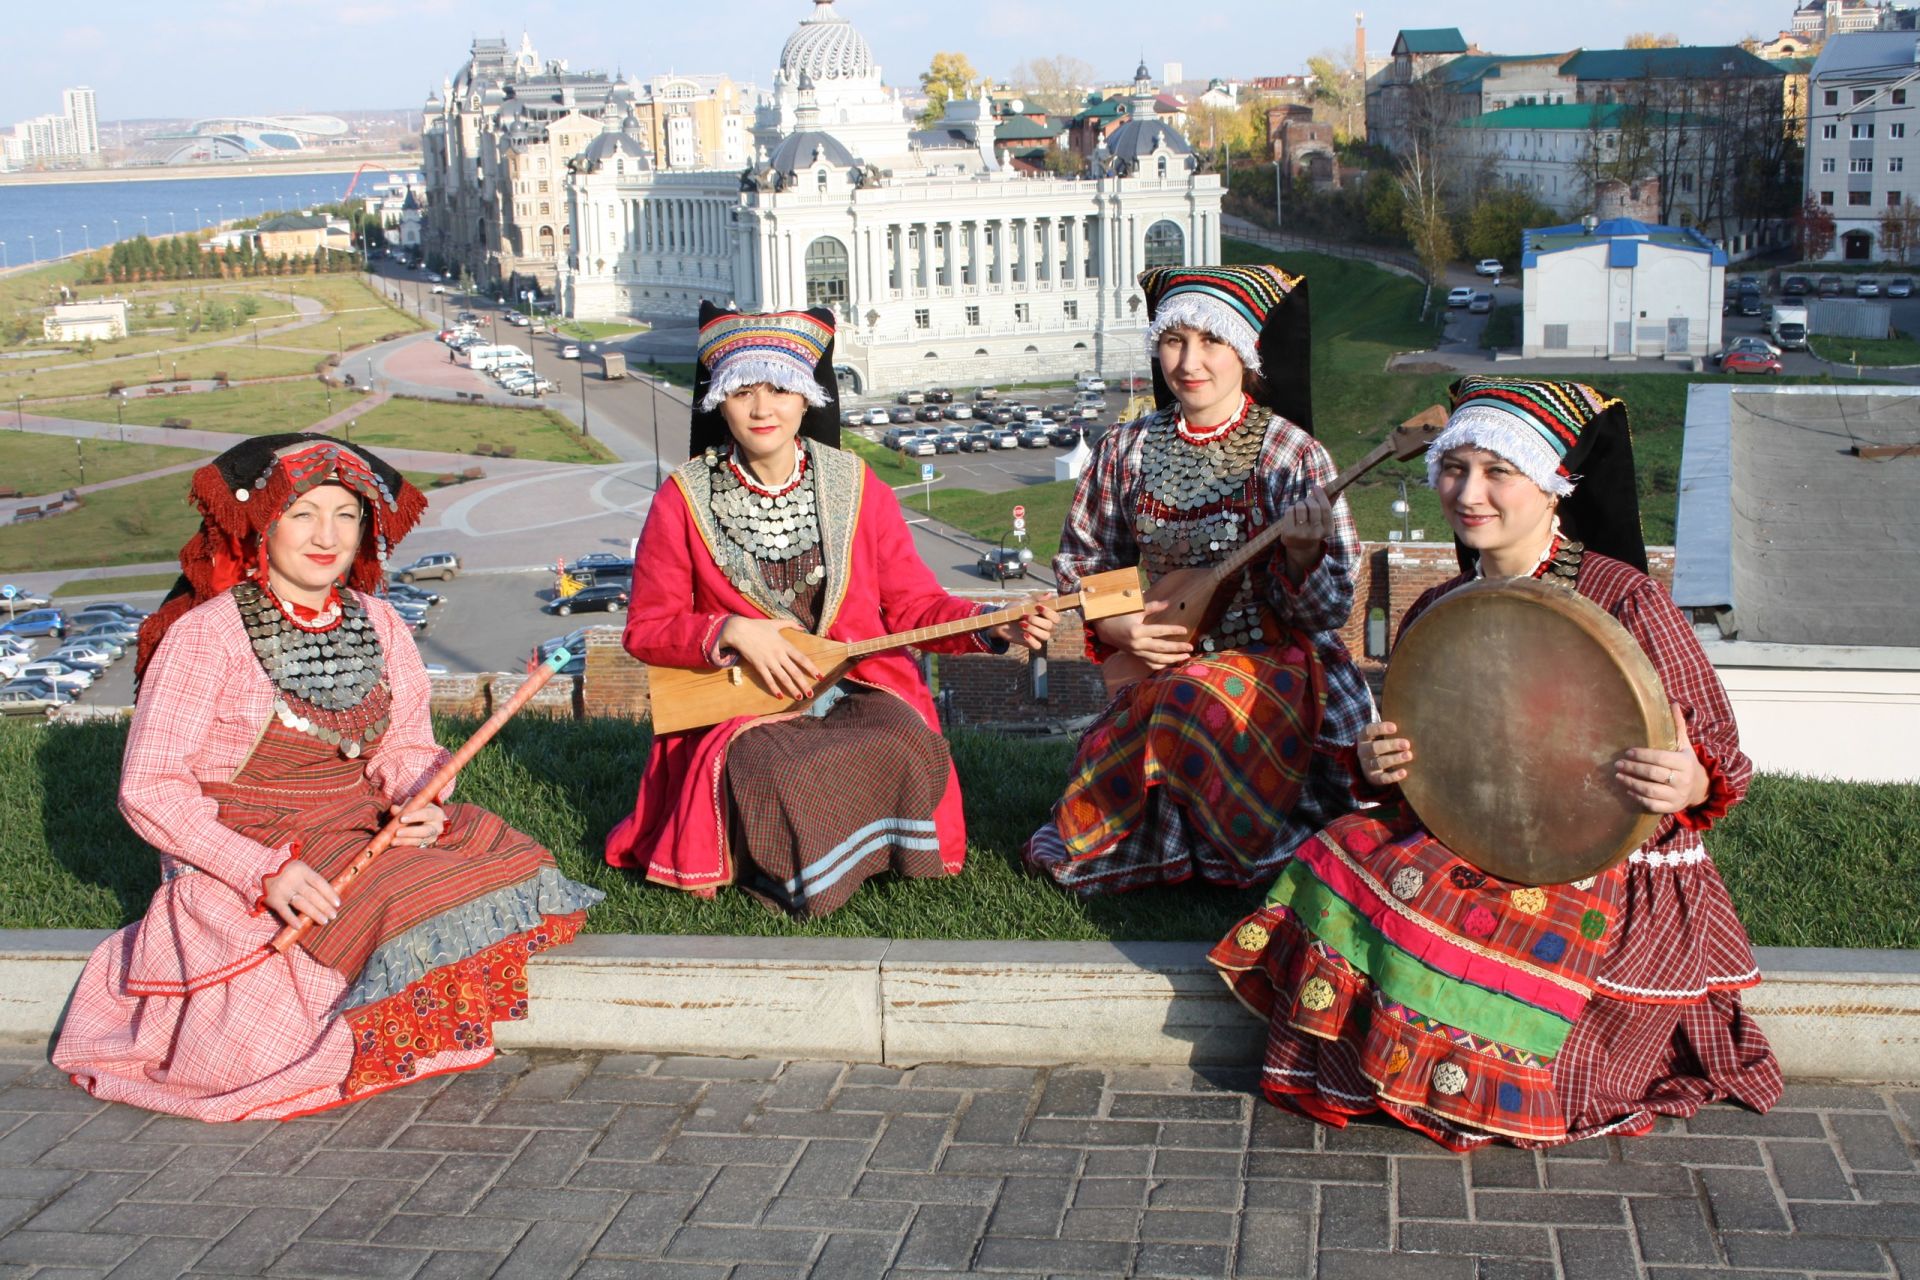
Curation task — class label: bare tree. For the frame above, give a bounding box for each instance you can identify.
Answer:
[1396,77,1458,304]
[1306,51,1365,143]
[1007,55,1097,116]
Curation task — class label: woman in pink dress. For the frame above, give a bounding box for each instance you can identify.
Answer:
[53,434,602,1121]
[605,305,1055,917]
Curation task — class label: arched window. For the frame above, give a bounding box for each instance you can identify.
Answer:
[538,226,556,258]
[925,351,939,359]
[1144,220,1185,269]
[804,236,850,312]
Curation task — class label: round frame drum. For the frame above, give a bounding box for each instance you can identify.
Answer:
[1379,577,1676,885]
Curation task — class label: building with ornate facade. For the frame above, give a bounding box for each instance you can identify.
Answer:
[559,0,1222,392]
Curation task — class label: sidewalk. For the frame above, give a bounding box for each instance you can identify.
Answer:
[0,1047,1913,1278]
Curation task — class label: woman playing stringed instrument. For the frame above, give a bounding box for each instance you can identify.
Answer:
[1024,264,1372,895]
[53,436,603,1121]
[605,305,1057,918]
[1210,377,1781,1149]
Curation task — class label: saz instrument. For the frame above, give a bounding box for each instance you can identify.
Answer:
[1101,408,1448,693]
[647,565,1147,735]
[267,645,578,954]
[1380,577,1677,886]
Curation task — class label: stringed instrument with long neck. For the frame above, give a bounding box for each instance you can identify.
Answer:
[1100,408,1448,693]
[647,565,1147,735]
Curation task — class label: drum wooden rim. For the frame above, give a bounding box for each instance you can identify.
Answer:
[1378,577,1676,886]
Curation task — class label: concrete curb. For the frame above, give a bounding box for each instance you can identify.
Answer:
[0,932,1914,1079]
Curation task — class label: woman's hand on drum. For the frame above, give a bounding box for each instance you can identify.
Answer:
[1617,702,1709,814]
[1280,485,1333,581]
[720,615,824,700]
[261,859,341,928]
[1358,720,1413,788]
[391,802,448,848]
[1091,599,1194,671]
[989,597,1060,652]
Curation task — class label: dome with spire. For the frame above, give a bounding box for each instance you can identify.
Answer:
[779,1,876,83]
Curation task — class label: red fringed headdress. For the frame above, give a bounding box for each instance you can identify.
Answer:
[134,434,429,691]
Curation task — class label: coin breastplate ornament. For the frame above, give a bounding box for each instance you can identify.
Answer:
[234,582,391,757]
[1133,406,1275,652]
[706,446,828,608]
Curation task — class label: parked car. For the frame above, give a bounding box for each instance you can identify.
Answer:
[1019,404,1046,423]
[1818,275,1844,297]
[1723,349,1783,375]
[1044,404,1074,422]
[71,601,145,621]
[1468,292,1494,314]
[899,434,937,457]
[1446,286,1476,308]
[888,406,916,424]
[960,429,996,452]
[1047,423,1085,447]
[546,584,629,616]
[1890,277,1916,298]
[535,630,588,676]
[0,682,70,715]
[1782,275,1812,296]
[988,406,1018,424]
[1076,375,1107,392]
[1016,426,1052,448]
[988,427,1021,448]
[383,582,445,607]
[894,389,926,405]
[943,403,974,421]
[1738,288,1764,316]
[396,552,460,582]
[863,407,891,426]
[14,660,91,691]
[570,552,632,571]
[68,630,129,656]
[973,387,1000,401]
[927,387,954,404]
[0,636,33,661]
[931,432,962,454]
[1,590,54,613]
[0,609,65,639]
[1714,336,1781,364]
[1855,277,1882,297]
[49,642,115,670]
[74,622,137,646]
[975,547,1030,580]
[916,405,945,423]
[1473,259,1504,277]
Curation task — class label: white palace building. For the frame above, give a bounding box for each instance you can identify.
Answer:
[559,0,1223,391]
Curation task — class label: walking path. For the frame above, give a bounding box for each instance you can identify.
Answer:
[0,1046,1913,1278]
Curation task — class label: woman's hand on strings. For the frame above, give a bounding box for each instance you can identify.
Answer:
[1279,485,1334,581]
[261,859,341,928]
[390,802,448,848]
[1617,703,1709,815]
[720,615,824,700]
[1358,720,1413,788]
[1092,599,1194,671]
[989,597,1060,652]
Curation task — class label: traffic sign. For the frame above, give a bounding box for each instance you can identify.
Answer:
[920,463,935,482]
[1012,505,1025,520]
[1013,517,1027,533]
[0,585,14,600]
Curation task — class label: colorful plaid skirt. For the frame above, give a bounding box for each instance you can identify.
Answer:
[1028,639,1325,895]
[1209,802,1781,1149]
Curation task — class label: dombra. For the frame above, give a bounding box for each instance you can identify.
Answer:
[1101,409,1447,694]
[646,566,1147,735]
[1380,577,1677,886]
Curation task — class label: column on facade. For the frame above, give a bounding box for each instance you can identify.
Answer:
[889,222,904,294]
[786,230,803,310]
[1040,217,1054,284]
[1059,216,1073,283]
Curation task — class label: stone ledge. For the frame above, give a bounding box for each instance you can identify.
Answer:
[0,931,1913,1080]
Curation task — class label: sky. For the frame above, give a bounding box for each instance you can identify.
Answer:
[2,0,1786,124]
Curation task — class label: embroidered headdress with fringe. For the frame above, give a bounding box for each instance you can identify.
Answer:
[687,302,843,457]
[134,434,428,689]
[1139,263,1313,431]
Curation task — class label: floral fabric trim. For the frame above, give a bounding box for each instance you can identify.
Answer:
[337,867,604,1012]
[342,910,587,1099]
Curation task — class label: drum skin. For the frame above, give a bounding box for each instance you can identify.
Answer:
[1379,577,1677,886]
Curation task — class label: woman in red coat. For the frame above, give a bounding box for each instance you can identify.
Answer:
[605,306,1055,917]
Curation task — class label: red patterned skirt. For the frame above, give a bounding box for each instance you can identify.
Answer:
[1209,803,1782,1149]
[54,708,601,1122]
[1026,639,1325,895]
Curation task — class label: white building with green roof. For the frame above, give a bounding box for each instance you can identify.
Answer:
[1451,103,1715,217]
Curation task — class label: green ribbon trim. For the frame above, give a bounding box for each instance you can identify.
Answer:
[1267,862,1572,1058]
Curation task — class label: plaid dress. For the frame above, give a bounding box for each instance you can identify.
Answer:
[1209,553,1782,1149]
[1025,408,1372,895]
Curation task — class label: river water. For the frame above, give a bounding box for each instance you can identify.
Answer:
[0,169,380,268]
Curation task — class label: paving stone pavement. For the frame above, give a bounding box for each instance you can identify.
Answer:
[0,1047,1916,1279]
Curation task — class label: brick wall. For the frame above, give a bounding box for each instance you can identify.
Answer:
[584,625,649,719]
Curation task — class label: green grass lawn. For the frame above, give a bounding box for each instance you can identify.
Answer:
[1808,331,1920,366]
[51,571,180,599]
[1,716,1914,948]
[35,381,364,435]
[346,395,618,464]
[0,472,201,573]
[0,434,207,495]
[555,319,647,342]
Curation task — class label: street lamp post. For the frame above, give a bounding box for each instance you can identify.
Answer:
[75,437,85,488]
[80,223,89,251]
[115,393,124,442]
[648,365,664,488]
[54,228,64,259]
[110,218,118,245]
[26,234,34,263]
[141,213,149,237]
[167,211,176,234]
[1391,479,1412,541]
[336,325,343,355]
[578,345,595,436]
[192,208,200,232]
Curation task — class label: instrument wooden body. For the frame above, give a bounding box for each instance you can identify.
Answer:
[266,645,577,954]
[1100,410,1447,693]
[1379,577,1676,886]
[646,565,1147,735]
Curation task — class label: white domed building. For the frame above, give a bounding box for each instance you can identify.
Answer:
[561,0,1222,390]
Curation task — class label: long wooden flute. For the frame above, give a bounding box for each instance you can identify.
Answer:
[266,645,577,954]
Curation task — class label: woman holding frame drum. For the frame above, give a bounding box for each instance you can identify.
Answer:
[1211,377,1781,1149]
